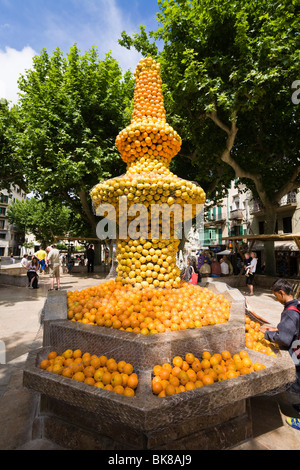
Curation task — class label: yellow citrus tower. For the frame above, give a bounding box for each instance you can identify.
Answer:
[91,57,206,289]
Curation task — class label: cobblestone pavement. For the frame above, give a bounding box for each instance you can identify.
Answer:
[0,273,300,450]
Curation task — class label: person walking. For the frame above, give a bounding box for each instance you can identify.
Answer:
[86,244,95,273]
[181,255,199,284]
[35,247,47,274]
[247,251,257,296]
[46,245,61,291]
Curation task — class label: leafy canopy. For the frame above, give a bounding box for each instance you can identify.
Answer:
[16,44,134,234]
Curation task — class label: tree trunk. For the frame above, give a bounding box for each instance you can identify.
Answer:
[263,208,277,276]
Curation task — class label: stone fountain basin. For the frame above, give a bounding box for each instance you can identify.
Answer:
[22,281,296,449]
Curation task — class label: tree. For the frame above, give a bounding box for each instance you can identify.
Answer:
[120,0,300,274]
[7,197,81,247]
[0,100,25,192]
[16,44,134,245]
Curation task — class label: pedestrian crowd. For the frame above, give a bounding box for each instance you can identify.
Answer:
[20,244,96,290]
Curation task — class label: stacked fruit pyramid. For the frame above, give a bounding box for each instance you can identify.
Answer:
[67,58,230,334]
[90,57,205,289]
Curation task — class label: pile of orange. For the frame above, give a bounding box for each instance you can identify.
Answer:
[152,350,266,397]
[67,280,231,334]
[40,349,138,397]
[245,315,277,357]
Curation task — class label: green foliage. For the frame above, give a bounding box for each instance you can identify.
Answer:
[16,44,134,234]
[7,197,84,246]
[0,100,25,192]
[119,0,300,204]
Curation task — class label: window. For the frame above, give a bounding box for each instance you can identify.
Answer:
[217,206,222,220]
[0,195,8,204]
[0,220,5,229]
[259,221,264,234]
[204,228,217,245]
[0,234,6,239]
[282,216,292,234]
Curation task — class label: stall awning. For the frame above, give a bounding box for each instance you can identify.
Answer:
[222,233,300,256]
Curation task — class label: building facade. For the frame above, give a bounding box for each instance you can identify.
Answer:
[0,185,27,257]
[200,180,299,276]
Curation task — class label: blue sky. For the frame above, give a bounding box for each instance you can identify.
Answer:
[0,0,161,103]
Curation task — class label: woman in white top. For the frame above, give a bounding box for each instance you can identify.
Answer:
[247,251,257,296]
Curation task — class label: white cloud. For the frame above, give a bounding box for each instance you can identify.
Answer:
[0,46,36,104]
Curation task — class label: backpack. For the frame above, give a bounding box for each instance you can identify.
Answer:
[286,303,300,359]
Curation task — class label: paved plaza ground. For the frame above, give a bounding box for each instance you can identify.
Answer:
[0,271,300,450]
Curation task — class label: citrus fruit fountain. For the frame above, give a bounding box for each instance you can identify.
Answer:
[23,58,296,450]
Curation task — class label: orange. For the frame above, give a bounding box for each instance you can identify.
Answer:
[123,363,134,375]
[201,359,211,370]
[40,359,49,370]
[165,384,176,396]
[84,366,96,378]
[171,366,181,377]
[90,357,101,369]
[124,387,135,397]
[106,359,118,372]
[127,373,138,389]
[169,375,180,388]
[52,363,63,374]
[186,369,197,383]
[217,373,227,381]
[62,349,73,359]
[82,353,91,366]
[111,373,123,388]
[195,380,204,388]
[121,373,129,386]
[159,368,170,380]
[102,372,112,385]
[254,363,266,371]
[202,351,211,360]
[239,350,249,359]
[178,370,189,385]
[202,375,214,386]
[153,365,162,376]
[48,351,57,360]
[105,384,114,391]
[62,367,73,378]
[113,385,125,394]
[99,355,107,366]
[73,349,82,359]
[172,356,183,368]
[185,353,195,364]
[152,381,163,395]
[72,371,85,382]
[221,350,231,360]
[84,377,95,385]
[239,367,251,375]
[185,381,196,391]
[94,381,105,389]
[226,370,237,379]
[242,357,252,368]
[191,359,202,372]
[117,360,127,373]
[158,390,166,397]
[162,363,172,372]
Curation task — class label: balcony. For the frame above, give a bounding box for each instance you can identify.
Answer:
[250,192,297,215]
[277,192,297,212]
[229,209,244,220]
[204,218,226,227]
